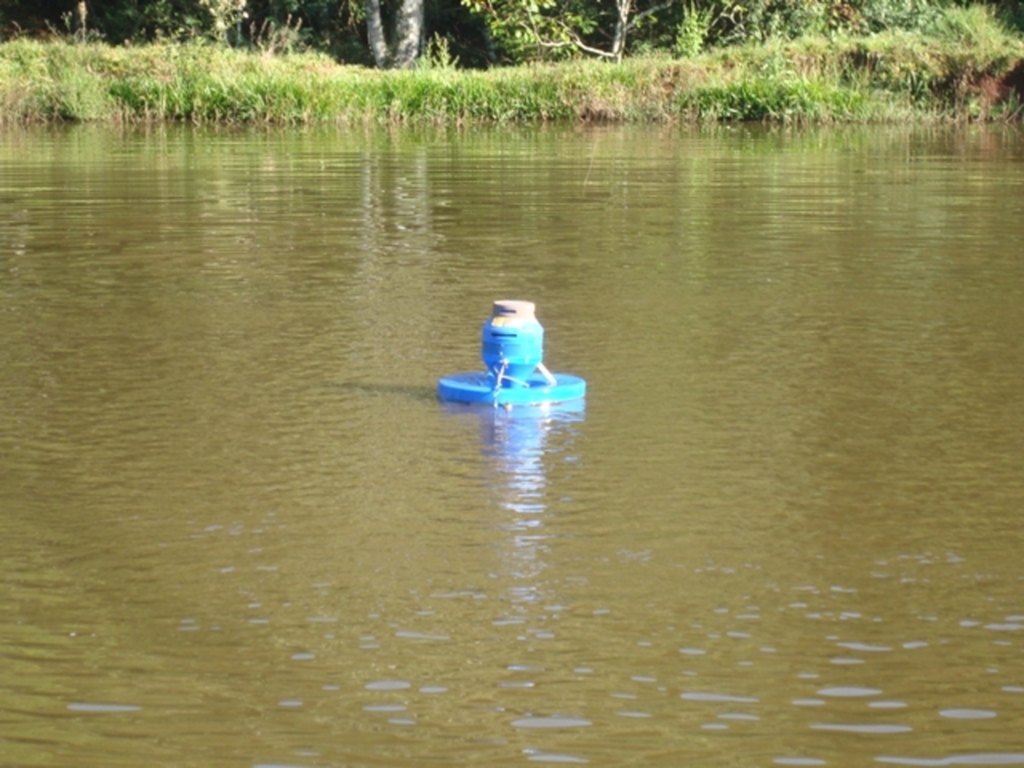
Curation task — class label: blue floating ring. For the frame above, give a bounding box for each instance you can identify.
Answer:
[438,372,586,406]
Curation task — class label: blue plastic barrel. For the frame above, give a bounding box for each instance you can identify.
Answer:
[437,299,586,407]
[481,300,544,387]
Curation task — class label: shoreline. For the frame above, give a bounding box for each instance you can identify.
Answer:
[1,36,1022,126]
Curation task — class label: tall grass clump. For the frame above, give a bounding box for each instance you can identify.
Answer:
[681,78,870,122]
[839,4,1023,115]
[676,3,714,59]
[0,39,116,121]
[696,5,1023,120]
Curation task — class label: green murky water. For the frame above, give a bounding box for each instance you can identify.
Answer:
[1,125,1023,767]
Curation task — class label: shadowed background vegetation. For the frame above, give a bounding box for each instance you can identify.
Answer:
[3,0,1023,66]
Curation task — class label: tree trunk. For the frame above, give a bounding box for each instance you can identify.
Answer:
[365,0,390,68]
[391,0,424,69]
[612,0,632,62]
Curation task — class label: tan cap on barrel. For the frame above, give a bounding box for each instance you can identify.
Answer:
[491,300,536,320]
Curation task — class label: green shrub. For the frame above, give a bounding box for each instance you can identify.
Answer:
[676,3,713,58]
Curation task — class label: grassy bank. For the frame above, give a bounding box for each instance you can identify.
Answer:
[1,8,1022,125]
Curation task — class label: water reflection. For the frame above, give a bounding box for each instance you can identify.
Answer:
[440,399,590,763]
[443,399,584,594]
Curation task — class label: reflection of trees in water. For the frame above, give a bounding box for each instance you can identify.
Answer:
[357,143,441,265]
[348,143,454,381]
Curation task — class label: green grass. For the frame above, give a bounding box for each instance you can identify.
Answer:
[1,6,1021,125]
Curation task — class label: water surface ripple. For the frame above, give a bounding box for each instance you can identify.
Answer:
[1,125,1023,766]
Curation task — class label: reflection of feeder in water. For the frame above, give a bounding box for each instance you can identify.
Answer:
[442,399,584,601]
[438,300,586,407]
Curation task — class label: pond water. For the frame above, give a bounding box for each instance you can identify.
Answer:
[1,124,1023,767]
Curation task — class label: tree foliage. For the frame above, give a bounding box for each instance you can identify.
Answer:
[1,0,1020,67]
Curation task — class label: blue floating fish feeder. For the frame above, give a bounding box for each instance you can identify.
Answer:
[438,300,586,407]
